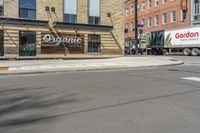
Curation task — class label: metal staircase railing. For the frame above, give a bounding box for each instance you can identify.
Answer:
[46,11,70,55]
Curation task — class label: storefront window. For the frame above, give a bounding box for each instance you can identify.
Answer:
[0,30,4,56]
[0,0,3,16]
[88,34,101,52]
[19,31,36,56]
[64,0,77,23]
[88,0,100,25]
[19,0,36,19]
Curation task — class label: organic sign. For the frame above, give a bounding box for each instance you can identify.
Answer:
[42,34,83,46]
[41,33,84,54]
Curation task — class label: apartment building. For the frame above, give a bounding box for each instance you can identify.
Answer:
[0,0,124,58]
[125,0,191,47]
[191,0,200,25]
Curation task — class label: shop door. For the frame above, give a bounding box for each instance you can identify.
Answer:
[19,31,36,56]
[0,30,3,56]
[88,35,101,53]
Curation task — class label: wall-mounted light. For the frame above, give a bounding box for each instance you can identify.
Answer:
[45,6,50,11]
[51,7,56,12]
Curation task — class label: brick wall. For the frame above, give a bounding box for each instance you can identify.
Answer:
[77,0,88,24]
[37,0,63,22]
[4,0,18,18]
[1,0,125,56]
[125,0,191,39]
[101,0,125,52]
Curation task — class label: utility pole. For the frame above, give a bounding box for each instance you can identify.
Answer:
[134,0,138,55]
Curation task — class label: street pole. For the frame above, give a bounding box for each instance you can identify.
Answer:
[134,0,138,55]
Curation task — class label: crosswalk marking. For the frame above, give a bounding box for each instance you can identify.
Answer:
[182,77,200,82]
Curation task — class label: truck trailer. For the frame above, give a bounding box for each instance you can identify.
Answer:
[147,27,200,56]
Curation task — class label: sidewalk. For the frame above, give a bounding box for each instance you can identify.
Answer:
[0,56,183,75]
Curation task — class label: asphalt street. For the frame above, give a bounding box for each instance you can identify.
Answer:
[0,56,199,133]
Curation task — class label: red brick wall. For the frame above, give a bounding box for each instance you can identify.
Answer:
[125,0,191,39]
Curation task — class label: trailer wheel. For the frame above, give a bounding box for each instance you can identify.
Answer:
[191,48,200,56]
[183,48,191,56]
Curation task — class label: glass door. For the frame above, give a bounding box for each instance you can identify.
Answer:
[19,31,36,56]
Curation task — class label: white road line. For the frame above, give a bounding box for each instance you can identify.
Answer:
[182,77,200,82]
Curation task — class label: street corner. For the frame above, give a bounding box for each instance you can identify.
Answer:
[168,57,184,65]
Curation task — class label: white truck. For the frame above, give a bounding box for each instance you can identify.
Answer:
[164,26,200,56]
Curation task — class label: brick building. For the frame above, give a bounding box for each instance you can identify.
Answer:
[0,0,124,58]
[125,0,191,48]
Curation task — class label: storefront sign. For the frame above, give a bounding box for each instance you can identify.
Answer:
[43,34,82,46]
[41,33,84,54]
[165,27,200,46]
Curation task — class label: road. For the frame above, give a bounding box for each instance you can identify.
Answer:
[0,56,199,133]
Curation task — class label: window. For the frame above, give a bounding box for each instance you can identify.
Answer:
[125,8,129,16]
[162,12,167,24]
[88,35,101,53]
[148,0,152,8]
[155,0,159,7]
[0,30,3,56]
[0,0,3,16]
[125,23,128,29]
[148,17,152,27]
[163,0,167,4]
[64,0,77,23]
[19,31,36,56]
[194,0,200,21]
[141,19,145,27]
[142,1,145,11]
[88,0,100,25]
[181,10,187,21]
[171,10,176,22]
[130,22,134,31]
[19,0,36,19]
[131,7,134,15]
[155,15,159,26]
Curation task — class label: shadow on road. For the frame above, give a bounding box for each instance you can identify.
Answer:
[0,86,79,128]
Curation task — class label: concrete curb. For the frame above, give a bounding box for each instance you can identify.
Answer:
[0,67,9,72]
[0,61,184,76]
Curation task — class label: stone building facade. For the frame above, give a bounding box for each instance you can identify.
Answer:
[0,0,124,58]
[125,0,191,48]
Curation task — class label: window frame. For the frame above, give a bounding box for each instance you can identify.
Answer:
[162,12,167,24]
[88,34,101,53]
[19,0,36,19]
[155,15,159,26]
[148,17,152,27]
[148,0,152,9]
[63,0,78,23]
[155,0,159,7]
[19,31,37,56]
[171,10,176,23]
[0,0,4,16]
[163,0,167,4]
[88,0,101,25]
